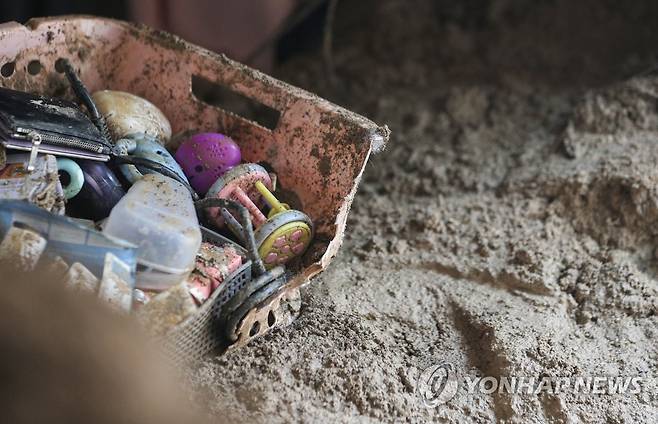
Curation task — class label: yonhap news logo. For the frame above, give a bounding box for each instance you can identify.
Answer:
[416,362,460,408]
[416,362,646,408]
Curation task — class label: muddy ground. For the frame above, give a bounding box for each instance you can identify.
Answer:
[190,1,658,422]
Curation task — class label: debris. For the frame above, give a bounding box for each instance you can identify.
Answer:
[61,257,133,313]
[115,133,187,184]
[206,163,313,268]
[188,242,242,304]
[0,154,65,214]
[39,255,70,279]
[55,158,84,200]
[0,200,138,299]
[0,86,111,164]
[97,253,134,312]
[0,226,47,271]
[64,160,125,221]
[0,14,380,364]
[132,289,149,309]
[63,262,100,293]
[136,281,197,337]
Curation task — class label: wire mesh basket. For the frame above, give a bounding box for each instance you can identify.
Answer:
[163,261,252,364]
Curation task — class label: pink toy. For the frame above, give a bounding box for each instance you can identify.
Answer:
[206,163,273,227]
[205,163,314,269]
[188,242,243,305]
[175,133,241,195]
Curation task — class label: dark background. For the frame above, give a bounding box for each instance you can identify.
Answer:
[0,1,128,22]
[0,1,328,68]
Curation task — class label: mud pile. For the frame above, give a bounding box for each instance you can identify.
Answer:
[191,1,658,421]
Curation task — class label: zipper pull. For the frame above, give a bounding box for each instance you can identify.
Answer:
[26,131,42,172]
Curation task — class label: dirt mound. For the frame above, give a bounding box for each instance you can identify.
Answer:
[191,1,658,421]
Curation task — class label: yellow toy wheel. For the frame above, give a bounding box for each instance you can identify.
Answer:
[255,210,313,268]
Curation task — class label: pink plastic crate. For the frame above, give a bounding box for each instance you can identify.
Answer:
[0,16,389,354]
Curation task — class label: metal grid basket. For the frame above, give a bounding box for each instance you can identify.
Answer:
[163,261,251,364]
[161,226,252,363]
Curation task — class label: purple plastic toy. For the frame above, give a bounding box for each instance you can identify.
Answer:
[175,133,242,195]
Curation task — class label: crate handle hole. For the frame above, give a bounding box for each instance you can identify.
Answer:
[27,60,42,75]
[54,58,68,73]
[249,321,261,337]
[1,61,15,78]
[192,75,281,131]
[267,310,276,327]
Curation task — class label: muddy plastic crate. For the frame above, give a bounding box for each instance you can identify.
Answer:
[0,16,389,355]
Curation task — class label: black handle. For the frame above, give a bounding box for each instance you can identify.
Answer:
[60,58,112,146]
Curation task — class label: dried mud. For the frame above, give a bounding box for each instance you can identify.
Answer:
[191,1,658,422]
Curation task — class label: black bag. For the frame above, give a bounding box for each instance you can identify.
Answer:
[0,87,111,170]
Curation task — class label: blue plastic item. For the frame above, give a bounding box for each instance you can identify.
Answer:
[115,133,188,184]
[0,200,137,285]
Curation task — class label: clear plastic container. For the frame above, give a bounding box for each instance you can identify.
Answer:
[103,174,201,290]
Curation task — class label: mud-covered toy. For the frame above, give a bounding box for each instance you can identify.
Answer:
[206,163,313,268]
[115,133,187,184]
[92,90,172,143]
[56,158,125,221]
[175,132,241,195]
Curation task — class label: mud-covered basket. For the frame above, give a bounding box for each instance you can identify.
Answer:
[0,16,389,358]
[163,228,252,364]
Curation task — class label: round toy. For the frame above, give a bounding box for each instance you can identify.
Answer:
[56,158,84,200]
[205,163,313,268]
[206,163,273,227]
[92,90,172,143]
[64,160,126,221]
[256,210,313,267]
[175,133,241,195]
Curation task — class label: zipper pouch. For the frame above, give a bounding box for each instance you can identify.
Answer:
[0,87,111,169]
